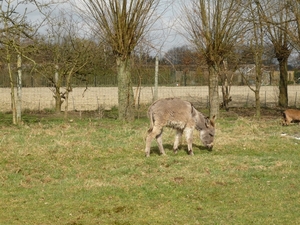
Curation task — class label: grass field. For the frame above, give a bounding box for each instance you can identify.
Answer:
[1,108,300,224]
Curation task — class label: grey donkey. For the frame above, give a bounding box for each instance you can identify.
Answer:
[145,98,215,157]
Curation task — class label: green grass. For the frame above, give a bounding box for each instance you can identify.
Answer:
[1,110,300,224]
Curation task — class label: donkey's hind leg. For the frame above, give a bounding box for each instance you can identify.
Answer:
[145,126,164,157]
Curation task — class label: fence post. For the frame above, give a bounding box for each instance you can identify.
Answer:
[16,54,22,124]
[72,96,75,111]
[206,95,209,108]
[97,96,100,114]
[153,55,159,102]
[265,91,267,107]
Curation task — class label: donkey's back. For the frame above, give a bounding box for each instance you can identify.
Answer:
[145,98,215,157]
[148,98,195,130]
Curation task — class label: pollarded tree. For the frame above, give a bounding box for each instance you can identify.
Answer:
[181,0,248,118]
[256,0,293,108]
[79,0,160,121]
[285,1,300,86]
[287,0,300,50]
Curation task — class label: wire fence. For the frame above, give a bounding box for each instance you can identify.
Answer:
[1,85,300,113]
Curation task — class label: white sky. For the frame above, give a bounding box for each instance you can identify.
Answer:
[4,0,189,54]
[147,0,189,54]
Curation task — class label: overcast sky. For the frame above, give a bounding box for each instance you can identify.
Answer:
[148,1,189,54]
[3,0,188,54]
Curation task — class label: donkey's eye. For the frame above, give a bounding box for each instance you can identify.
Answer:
[209,133,214,137]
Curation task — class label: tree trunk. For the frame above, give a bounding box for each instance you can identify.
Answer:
[254,59,262,119]
[208,65,219,118]
[220,61,232,111]
[64,85,71,119]
[64,69,74,119]
[64,91,69,119]
[221,75,232,111]
[54,86,62,114]
[8,61,17,125]
[278,57,288,107]
[16,54,22,124]
[54,65,62,114]
[255,90,261,119]
[117,57,135,121]
[221,81,229,111]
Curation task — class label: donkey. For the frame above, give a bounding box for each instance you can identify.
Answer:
[145,98,215,157]
[282,109,300,125]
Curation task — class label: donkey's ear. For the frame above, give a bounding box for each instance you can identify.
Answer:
[205,117,211,128]
[205,115,216,128]
[210,115,216,127]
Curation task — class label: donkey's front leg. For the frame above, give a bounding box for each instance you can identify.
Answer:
[173,129,183,154]
[185,127,194,155]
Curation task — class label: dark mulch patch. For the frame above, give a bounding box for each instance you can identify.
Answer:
[221,107,284,120]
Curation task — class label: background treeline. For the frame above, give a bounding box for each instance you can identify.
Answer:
[1,42,300,88]
[3,0,300,123]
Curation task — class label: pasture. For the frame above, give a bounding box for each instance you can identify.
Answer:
[1,107,300,224]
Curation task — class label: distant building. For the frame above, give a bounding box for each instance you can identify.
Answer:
[235,64,294,85]
[271,70,294,85]
[175,70,198,86]
[173,64,295,86]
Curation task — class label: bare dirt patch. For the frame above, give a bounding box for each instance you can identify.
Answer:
[15,106,283,123]
[224,107,283,119]
[1,86,300,112]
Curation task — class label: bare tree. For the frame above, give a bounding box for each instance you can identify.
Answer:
[35,12,93,116]
[285,1,300,86]
[249,2,266,118]
[242,2,266,119]
[0,0,37,124]
[285,1,300,51]
[256,0,292,108]
[181,0,248,118]
[0,0,62,124]
[78,0,160,121]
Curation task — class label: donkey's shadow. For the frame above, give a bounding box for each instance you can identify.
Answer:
[149,144,211,156]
